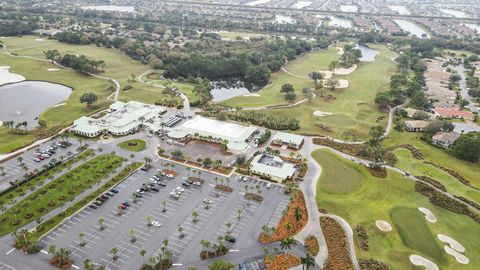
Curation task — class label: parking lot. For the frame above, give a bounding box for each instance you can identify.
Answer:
[38,159,291,269]
[0,139,79,192]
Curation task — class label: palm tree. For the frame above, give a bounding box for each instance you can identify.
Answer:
[139,249,147,263]
[144,157,152,166]
[186,167,191,179]
[301,253,316,270]
[237,208,244,220]
[129,229,136,243]
[130,153,135,161]
[284,222,292,232]
[280,238,297,251]
[78,232,86,246]
[162,200,167,212]
[146,216,153,226]
[111,247,119,261]
[98,218,105,230]
[294,207,302,221]
[192,211,199,223]
[178,226,185,238]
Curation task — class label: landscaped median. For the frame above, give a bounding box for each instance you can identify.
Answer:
[0,152,124,236]
[30,161,142,241]
[259,189,308,243]
[0,149,94,211]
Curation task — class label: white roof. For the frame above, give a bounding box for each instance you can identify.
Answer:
[168,117,256,150]
[272,132,304,145]
[73,116,100,134]
[250,154,296,180]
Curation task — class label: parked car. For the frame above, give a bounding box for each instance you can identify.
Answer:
[37,155,45,160]
[101,194,109,200]
[122,201,131,207]
[89,204,98,209]
[107,191,115,196]
[242,176,248,182]
[193,182,201,187]
[110,189,119,194]
[151,186,160,192]
[202,198,212,204]
[182,182,190,187]
[266,183,272,189]
[137,189,145,194]
[94,200,103,206]
[119,204,127,210]
[33,158,41,162]
[165,174,174,179]
[152,221,162,227]
[158,181,167,187]
[169,192,179,199]
[176,187,185,193]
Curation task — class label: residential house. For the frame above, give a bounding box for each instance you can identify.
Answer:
[433,107,476,121]
[405,120,430,132]
[432,132,461,148]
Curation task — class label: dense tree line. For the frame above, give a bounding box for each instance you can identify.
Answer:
[375,53,428,111]
[449,132,480,162]
[55,31,91,44]
[0,21,37,36]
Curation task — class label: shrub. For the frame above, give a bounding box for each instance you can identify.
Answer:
[355,225,369,251]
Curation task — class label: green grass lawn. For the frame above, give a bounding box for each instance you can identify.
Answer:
[313,149,480,270]
[117,139,147,152]
[283,47,339,77]
[314,150,363,194]
[0,126,35,154]
[390,207,447,264]
[384,130,480,192]
[255,45,397,140]
[0,153,123,236]
[393,148,480,204]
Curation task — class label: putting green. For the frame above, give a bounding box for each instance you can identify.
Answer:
[312,150,363,194]
[118,139,147,152]
[390,207,446,264]
[313,149,480,270]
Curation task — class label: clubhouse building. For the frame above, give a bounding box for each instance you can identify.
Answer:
[249,154,296,182]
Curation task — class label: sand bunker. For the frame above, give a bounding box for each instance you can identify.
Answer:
[332,65,357,75]
[438,234,465,252]
[47,68,60,72]
[444,246,469,264]
[336,47,344,55]
[418,207,437,223]
[323,79,349,89]
[409,255,439,270]
[35,38,44,41]
[313,111,333,117]
[53,103,66,108]
[243,93,260,97]
[0,66,25,86]
[375,220,392,232]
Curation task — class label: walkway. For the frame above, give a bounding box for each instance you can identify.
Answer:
[457,64,479,113]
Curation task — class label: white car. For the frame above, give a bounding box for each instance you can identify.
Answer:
[176,187,185,193]
[169,192,179,199]
[266,183,272,189]
[202,198,212,204]
[193,182,201,187]
[151,221,162,227]
[165,174,174,179]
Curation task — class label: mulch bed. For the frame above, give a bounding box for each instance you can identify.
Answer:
[359,259,391,270]
[259,190,308,243]
[264,254,300,270]
[49,258,72,269]
[305,235,319,256]
[355,225,369,251]
[415,175,447,192]
[245,193,264,202]
[365,166,387,178]
[188,177,205,184]
[320,216,355,270]
[215,184,233,193]
[200,245,228,260]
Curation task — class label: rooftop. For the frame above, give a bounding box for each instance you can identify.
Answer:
[271,132,304,146]
[250,154,296,180]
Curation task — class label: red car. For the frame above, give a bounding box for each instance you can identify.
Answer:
[119,204,127,210]
[38,155,45,160]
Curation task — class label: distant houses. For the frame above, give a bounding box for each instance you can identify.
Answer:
[405,120,429,132]
[433,107,476,121]
[270,132,304,150]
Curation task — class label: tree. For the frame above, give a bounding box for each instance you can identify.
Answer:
[280,237,297,251]
[324,78,339,91]
[281,83,294,93]
[129,229,136,243]
[192,211,199,223]
[178,226,185,238]
[98,218,105,230]
[78,232,86,246]
[79,92,98,107]
[369,125,385,143]
[409,91,429,109]
[308,71,322,82]
[139,249,147,263]
[294,207,302,221]
[449,132,480,162]
[111,247,119,261]
[44,49,60,63]
[285,91,296,101]
[208,259,235,270]
[300,253,316,269]
[328,61,340,74]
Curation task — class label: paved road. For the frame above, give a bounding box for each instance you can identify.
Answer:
[457,64,479,113]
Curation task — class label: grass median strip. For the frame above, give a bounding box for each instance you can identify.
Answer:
[31,162,142,240]
[0,153,124,236]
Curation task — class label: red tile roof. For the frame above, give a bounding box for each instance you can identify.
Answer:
[434,108,474,119]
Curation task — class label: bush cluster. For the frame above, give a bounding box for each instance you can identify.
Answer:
[355,225,369,251]
[359,259,390,270]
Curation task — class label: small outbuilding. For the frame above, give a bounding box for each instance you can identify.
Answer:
[249,154,296,183]
[271,132,304,149]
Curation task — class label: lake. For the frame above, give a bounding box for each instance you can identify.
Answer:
[340,5,358,12]
[388,5,410,15]
[0,66,25,86]
[329,16,352,28]
[210,81,250,102]
[81,5,135,12]
[355,44,379,62]
[0,81,72,128]
[274,15,296,24]
[440,9,469,18]
[394,20,430,39]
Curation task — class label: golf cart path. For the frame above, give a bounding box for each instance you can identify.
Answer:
[137,69,191,114]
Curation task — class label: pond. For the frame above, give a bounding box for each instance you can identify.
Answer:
[210,80,251,102]
[394,20,430,39]
[440,9,469,18]
[329,16,352,28]
[81,5,135,12]
[340,5,358,12]
[0,66,25,86]
[0,81,72,129]
[388,5,410,15]
[355,44,379,62]
[274,15,296,24]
